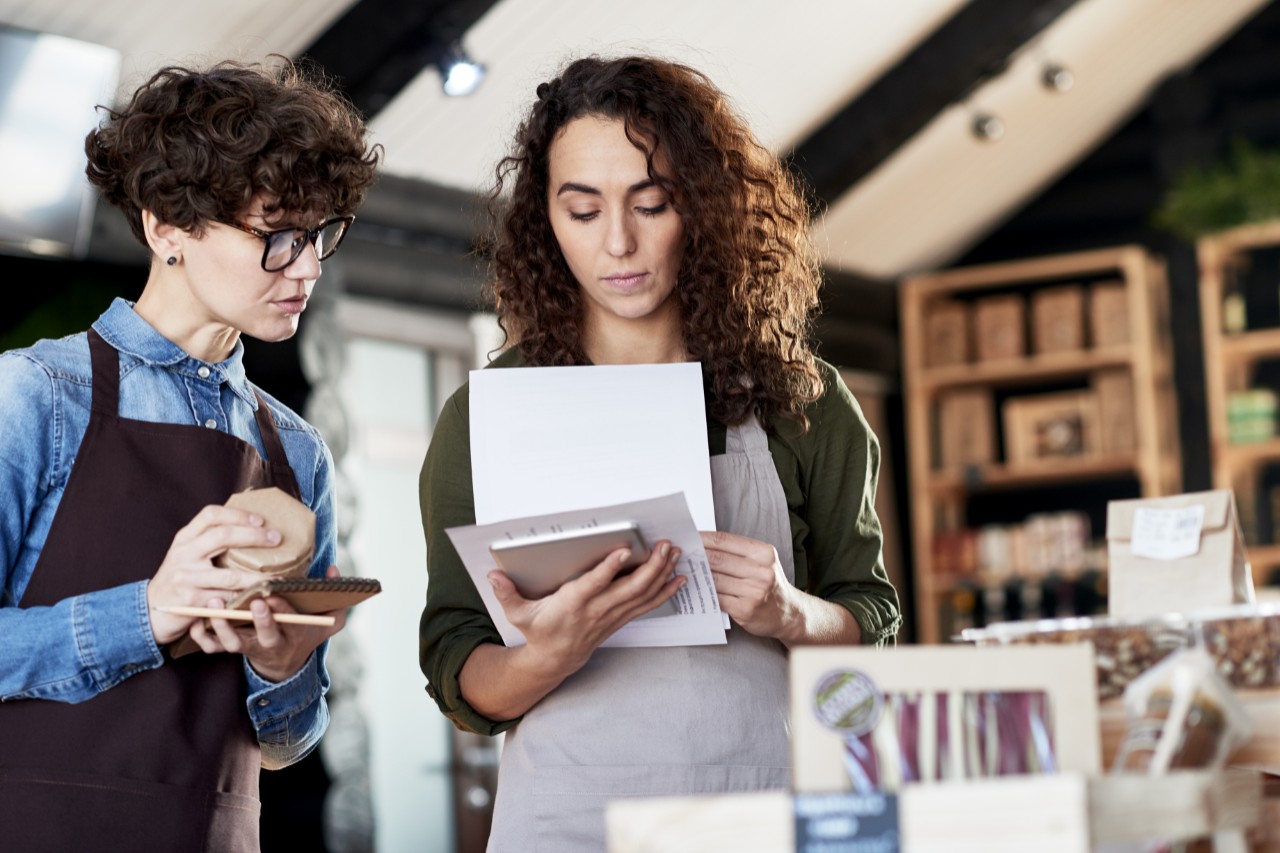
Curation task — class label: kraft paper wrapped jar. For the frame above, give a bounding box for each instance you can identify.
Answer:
[215,487,315,578]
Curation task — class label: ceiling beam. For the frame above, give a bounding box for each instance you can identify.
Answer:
[300,0,500,116]
[789,0,1082,207]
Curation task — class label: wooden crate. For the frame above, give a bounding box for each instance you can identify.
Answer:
[936,389,995,469]
[973,294,1025,361]
[1090,280,1130,347]
[923,300,970,367]
[1032,285,1085,354]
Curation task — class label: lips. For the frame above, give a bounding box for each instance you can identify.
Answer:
[604,272,647,291]
[274,296,308,315]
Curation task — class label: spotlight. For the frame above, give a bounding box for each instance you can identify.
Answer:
[971,113,1005,141]
[1042,64,1074,93]
[437,42,485,97]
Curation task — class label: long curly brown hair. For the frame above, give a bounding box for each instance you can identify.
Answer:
[85,58,381,244]
[487,55,824,429]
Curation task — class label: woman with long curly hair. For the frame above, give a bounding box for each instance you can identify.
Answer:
[419,55,899,851]
[0,60,380,851]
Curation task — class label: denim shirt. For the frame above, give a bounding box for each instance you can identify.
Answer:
[0,298,335,769]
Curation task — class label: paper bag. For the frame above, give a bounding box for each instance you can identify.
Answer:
[1105,489,1254,619]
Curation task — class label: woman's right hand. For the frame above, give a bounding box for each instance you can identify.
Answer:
[145,504,283,645]
[491,540,684,675]
[458,541,685,721]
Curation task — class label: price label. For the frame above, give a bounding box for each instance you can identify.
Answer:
[1130,505,1204,560]
[794,793,898,853]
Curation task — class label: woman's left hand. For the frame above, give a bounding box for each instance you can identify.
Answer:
[185,564,348,682]
[702,529,800,641]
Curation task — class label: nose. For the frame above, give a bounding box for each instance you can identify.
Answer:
[605,212,636,257]
[285,240,323,281]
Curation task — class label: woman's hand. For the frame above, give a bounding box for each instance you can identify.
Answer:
[186,564,347,682]
[458,540,685,721]
[702,529,863,647]
[491,540,684,677]
[702,529,799,641]
[146,504,284,645]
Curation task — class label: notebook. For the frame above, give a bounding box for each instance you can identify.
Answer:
[167,577,381,659]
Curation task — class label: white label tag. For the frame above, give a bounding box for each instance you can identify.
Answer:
[1130,505,1205,560]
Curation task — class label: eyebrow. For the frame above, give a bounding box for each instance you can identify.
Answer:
[555,178,657,197]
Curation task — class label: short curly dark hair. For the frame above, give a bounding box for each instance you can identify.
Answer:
[486,55,824,429]
[85,58,381,244]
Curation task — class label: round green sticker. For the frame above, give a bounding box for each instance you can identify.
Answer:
[812,669,883,735]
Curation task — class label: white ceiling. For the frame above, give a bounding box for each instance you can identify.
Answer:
[0,0,1271,281]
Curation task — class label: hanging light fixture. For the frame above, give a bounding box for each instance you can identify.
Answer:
[437,41,485,97]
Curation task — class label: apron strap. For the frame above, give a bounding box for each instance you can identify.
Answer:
[87,328,119,418]
[252,392,301,500]
[726,416,770,453]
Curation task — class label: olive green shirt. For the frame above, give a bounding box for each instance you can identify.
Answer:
[418,350,901,735]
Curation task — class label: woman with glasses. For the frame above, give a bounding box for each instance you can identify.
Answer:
[0,60,379,851]
[419,55,900,851]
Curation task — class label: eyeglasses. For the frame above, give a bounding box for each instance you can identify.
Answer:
[220,215,355,272]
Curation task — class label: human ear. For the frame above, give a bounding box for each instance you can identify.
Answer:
[141,209,187,265]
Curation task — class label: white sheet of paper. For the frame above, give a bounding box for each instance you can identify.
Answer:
[469,362,717,530]
[1130,505,1205,560]
[446,493,726,647]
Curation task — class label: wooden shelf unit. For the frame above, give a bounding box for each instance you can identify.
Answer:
[901,246,1182,644]
[1199,220,1280,592]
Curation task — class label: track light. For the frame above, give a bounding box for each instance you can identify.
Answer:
[971,113,1005,141]
[1042,63,1074,93]
[437,42,485,97]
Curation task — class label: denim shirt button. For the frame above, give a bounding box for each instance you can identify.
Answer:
[257,698,271,708]
[197,366,211,379]
[203,418,217,429]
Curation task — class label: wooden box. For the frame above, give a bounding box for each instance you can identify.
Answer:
[1031,285,1085,354]
[790,644,1102,795]
[973,295,1025,361]
[923,300,970,367]
[936,389,995,469]
[1003,390,1100,464]
[1093,370,1135,454]
[604,772,1263,853]
[1089,281,1130,348]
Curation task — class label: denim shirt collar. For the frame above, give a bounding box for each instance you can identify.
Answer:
[92,298,258,409]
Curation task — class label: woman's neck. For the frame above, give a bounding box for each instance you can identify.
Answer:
[135,275,239,363]
[582,313,687,365]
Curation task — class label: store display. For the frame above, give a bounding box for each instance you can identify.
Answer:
[1112,648,1253,774]
[960,602,1280,700]
[790,645,1100,794]
[1003,390,1099,464]
[901,246,1179,644]
[1088,280,1130,347]
[1198,221,1280,591]
[1031,284,1085,354]
[923,300,970,367]
[972,294,1025,361]
[936,388,995,469]
[1093,370,1137,455]
[1226,387,1279,444]
[1105,489,1252,619]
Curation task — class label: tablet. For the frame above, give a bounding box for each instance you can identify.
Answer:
[489,521,650,599]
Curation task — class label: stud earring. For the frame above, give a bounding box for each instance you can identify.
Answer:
[166,256,178,266]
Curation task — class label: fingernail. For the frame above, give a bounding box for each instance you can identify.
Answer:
[266,530,282,544]
[671,548,682,561]
[617,549,632,564]
[659,543,670,559]
[487,575,499,590]
[248,513,263,526]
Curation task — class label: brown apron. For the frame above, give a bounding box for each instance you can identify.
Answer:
[0,329,301,852]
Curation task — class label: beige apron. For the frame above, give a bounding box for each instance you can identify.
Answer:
[487,418,794,852]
